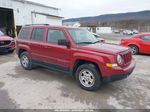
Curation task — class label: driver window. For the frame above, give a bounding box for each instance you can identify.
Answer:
[47,29,67,43]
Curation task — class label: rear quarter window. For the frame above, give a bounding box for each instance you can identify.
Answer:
[19,28,30,39]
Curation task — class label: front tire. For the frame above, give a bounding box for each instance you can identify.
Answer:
[75,63,102,91]
[20,52,33,70]
[129,45,139,55]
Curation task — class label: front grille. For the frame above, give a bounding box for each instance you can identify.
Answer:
[0,41,11,47]
[121,50,132,65]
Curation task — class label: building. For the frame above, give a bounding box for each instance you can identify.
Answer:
[63,22,81,27]
[0,0,63,37]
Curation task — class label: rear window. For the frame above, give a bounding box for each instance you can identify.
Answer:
[31,28,44,41]
[20,28,30,39]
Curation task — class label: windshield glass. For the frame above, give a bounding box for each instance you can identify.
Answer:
[0,31,4,36]
[68,29,98,45]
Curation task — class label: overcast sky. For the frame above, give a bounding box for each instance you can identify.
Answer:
[28,0,150,18]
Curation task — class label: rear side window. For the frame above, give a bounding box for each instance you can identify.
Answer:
[31,28,44,41]
[47,29,67,43]
[20,28,30,39]
[140,35,150,41]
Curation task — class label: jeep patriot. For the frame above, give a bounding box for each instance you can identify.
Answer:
[16,25,136,91]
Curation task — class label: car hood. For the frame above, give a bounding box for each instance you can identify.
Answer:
[78,43,129,55]
[0,35,13,41]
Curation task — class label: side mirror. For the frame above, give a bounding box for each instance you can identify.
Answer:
[58,39,70,47]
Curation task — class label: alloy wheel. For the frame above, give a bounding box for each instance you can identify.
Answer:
[79,69,95,88]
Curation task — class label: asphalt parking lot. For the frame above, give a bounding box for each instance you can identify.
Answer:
[0,34,150,109]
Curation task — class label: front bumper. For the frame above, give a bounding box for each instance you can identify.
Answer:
[102,59,136,83]
[0,47,15,52]
[103,69,134,82]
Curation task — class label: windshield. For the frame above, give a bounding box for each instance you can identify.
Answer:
[0,31,4,36]
[68,29,98,45]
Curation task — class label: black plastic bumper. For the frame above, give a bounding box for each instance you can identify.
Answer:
[102,69,134,83]
[0,47,15,52]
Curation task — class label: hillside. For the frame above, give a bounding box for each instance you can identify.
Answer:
[63,10,150,23]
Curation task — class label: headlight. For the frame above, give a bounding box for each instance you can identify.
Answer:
[117,55,123,65]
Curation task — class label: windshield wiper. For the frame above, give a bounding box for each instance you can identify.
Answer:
[77,42,93,45]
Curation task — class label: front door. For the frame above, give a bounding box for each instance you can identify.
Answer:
[44,28,71,71]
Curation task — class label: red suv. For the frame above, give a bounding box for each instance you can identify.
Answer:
[120,33,150,55]
[0,30,15,53]
[16,25,136,91]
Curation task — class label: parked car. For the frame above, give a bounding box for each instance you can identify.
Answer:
[0,30,15,53]
[132,29,139,34]
[120,33,150,55]
[123,30,133,35]
[16,25,136,91]
[92,33,105,43]
[114,30,120,34]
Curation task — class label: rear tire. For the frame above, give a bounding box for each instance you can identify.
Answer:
[20,52,33,70]
[75,63,102,91]
[129,45,139,55]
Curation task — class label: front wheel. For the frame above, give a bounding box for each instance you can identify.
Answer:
[129,45,139,55]
[75,64,102,91]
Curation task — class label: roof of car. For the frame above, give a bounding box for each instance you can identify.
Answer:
[23,25,82,30]
[131,33,150,38]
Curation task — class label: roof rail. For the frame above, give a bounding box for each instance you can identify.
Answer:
[25,24,50,26]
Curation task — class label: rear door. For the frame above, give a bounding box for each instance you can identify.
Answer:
[17,27,31,52]
[29,28,46,60]
[139,35,150,53]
